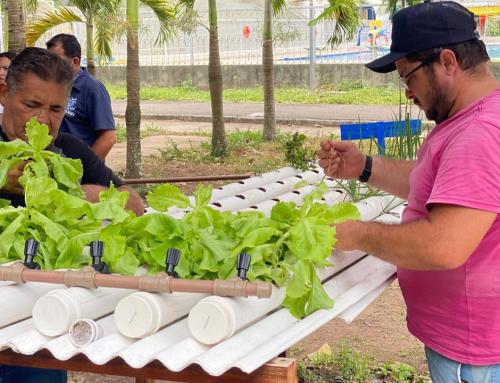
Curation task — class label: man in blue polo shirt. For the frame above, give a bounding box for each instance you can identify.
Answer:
[46,34,116,159]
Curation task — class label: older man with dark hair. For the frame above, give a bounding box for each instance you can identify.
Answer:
[317,2,499,382]
[0,47,143,214]
[0,47,144,382]
[46,33,116,160]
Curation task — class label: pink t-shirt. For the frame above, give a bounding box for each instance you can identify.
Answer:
[399,88,500,365]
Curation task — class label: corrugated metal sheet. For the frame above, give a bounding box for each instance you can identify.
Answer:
[0,167,404,376]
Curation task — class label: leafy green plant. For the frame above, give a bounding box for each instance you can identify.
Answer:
[145,181,360,318]
[376,362,430,382]
[283,132,317,171]
[160,142,183,161]
[0,117,84,199]
[333,345,372,382]
[227,130,264,150]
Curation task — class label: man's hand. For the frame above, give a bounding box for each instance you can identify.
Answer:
[317,140,366,180]
[333,221,360,251]
[4,162,26,194]
[81,184,145,216]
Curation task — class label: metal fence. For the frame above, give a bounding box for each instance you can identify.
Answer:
[35,6,500,66]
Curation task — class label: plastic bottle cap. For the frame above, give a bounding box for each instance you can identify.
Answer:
[33,290,79,337]
[69,319,103,347]
[188,297,236,345]
[114,293,161,339]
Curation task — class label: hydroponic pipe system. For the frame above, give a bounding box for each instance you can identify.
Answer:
[123,173,253,185]
[0,241,272,299]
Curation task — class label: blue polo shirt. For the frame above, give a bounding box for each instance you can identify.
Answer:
[60,68,115,146]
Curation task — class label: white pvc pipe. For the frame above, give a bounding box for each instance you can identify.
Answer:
[212,170,323,212]
[114,291,207,339]
[355,195,405,221]
[188,250,366,345]
[210,167,298,199]
[32,287,130,337]
[0,282,59,328]
[188,288,285,345]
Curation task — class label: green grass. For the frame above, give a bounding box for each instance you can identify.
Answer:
[106,83,403,105]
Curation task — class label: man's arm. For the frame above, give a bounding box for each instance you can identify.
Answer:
[317,140,415,199]
[368,156,415,199]
[81,184,144,216]
[335,204,496,270]
[91,130,116,159]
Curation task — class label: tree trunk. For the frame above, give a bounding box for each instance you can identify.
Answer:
[86,20,96,76]
[262,0,276,141]
[6,0,26,53]
[208,0,227,157]
[2,6,8,51]
[125,0,142,178]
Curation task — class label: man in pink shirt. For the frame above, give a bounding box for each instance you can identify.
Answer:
[317,2,499,382]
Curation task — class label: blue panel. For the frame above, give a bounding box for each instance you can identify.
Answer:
[340,120,421,140]
[340,120,422,155]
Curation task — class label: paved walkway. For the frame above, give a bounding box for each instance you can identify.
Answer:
[112,100,422,126]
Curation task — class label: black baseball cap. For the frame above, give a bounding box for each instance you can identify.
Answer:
[366,1,479,73]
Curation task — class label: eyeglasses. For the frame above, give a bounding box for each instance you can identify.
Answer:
[398,62,427,90]
[398,49,443,91]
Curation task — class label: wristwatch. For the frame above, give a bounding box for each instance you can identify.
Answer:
[358,155,372,183]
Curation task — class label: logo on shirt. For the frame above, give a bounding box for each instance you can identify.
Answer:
[65,96,77,118]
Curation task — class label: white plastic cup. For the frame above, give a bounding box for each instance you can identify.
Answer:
[68,319,104,347]
[32,289,79,337]
[114,292,166,339]
[32,287,129,337]
[188,296,237,345]
[114,291,206,339]
[188,288,284,345]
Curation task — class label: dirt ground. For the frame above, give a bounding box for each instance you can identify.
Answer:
[69,121,428,382]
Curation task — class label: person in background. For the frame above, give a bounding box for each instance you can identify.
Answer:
[317,2,499,382]
[46,34,116,160]
[0,52,16,125]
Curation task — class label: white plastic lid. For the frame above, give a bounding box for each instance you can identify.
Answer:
[114,293,161,339]
[33,290,79,336]
[188,297,236,345]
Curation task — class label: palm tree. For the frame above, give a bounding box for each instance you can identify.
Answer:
[6,0,27,52]
[0,0,38,50]
[178,0,227,157]
[125,0,175,178]
[26,0,120,76]
[262,0,360,141]
[27,0,175,178]
[310,0,359,49]
[384,0,422,17]
[261,0,284,141]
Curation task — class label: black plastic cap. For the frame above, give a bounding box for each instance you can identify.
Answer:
[166,248,182,277]
[90,240,104,259]
[237,252,251,280]
[24,239,41,270]
[89,240,110,274]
